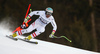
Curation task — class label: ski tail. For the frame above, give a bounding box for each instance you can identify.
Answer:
[6,35,18,41]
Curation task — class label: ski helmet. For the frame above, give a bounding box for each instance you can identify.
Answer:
[45,7,53,15]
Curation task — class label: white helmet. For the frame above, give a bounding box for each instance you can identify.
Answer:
[45,7,53,15]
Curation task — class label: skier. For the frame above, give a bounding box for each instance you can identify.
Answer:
[11,7,57,40]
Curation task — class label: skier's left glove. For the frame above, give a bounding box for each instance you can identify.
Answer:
[49,32,55,38]
[24,17,30,23]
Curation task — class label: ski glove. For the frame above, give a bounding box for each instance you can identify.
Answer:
[49,32,55,38]
[24,17,30,23]
[21,23,26,29]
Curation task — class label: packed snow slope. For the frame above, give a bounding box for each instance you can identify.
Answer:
[0,21,99,54]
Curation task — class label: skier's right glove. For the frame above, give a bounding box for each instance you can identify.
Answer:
[24,17,30,23]
[49,32,55,38]
[49,34,54,38]
[21,23,26,29]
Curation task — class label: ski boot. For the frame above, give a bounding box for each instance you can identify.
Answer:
[25,35,32,41]
[10,32,17,38]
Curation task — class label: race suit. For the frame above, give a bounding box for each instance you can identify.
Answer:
[16,11,57,38]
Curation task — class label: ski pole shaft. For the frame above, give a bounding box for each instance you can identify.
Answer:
[54,36,72,42]
[60,36,72,42]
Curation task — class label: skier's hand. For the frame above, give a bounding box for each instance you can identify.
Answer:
[21,23,26,29]
[24,17,30,23]
[49,31,56,38]
[49,34,54,38]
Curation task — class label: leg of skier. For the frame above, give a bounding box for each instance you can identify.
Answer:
[25,26,45,40]
[11,22,37,37]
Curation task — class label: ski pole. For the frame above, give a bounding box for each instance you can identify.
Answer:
[54,36,72,42]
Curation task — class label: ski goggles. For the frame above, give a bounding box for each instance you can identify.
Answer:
[45,11,52,16]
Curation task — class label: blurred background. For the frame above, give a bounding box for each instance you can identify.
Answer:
[0,0,100,53]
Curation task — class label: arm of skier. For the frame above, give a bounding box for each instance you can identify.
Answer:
[21,11,41,28]
[49,19,57,38]
[24,11,40,23]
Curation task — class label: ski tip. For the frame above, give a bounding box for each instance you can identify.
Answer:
[35,42,38,44]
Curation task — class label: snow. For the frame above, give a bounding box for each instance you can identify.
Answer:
[0,22,99,54]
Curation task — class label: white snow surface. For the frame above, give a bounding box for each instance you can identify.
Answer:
[0,22,99,54]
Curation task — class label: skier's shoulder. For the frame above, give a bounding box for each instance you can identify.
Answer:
[50,15,55,20]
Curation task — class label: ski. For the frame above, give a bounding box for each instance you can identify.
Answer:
[18,38,38,44]
[6,35,18,41]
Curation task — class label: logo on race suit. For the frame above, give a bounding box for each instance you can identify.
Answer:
[39,17,49,24]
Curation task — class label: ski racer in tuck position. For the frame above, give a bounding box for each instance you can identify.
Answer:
[10,7,57,40]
